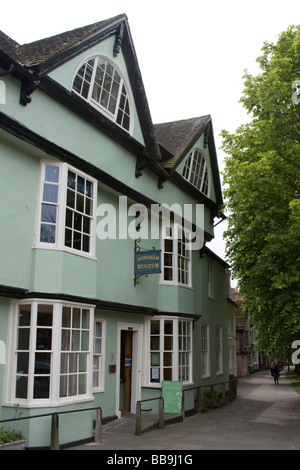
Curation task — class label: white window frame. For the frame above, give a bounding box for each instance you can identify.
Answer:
[161,224,192,288]
[92,319,106,392]
[208,260,214,299]
[34,160,97,259]
[145,317,193,388]
[72,55,133,135]
[182,149,210,196]
[4,300,95,407]
[201,323,210,378]
[215,325,223,375]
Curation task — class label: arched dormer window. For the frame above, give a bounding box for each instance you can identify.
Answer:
[182,149,209,196]
[72,57,132,133]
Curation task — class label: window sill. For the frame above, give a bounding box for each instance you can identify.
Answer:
[32,245,97,261]
[159,282,193,290]
[3,395,94,408]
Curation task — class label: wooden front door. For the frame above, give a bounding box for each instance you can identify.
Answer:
[120,330,133,412]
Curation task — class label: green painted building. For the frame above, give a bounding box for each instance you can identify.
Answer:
[0,14,229,448]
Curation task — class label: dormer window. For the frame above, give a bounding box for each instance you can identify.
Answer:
[72,57,131,133]
[182,149,209,196]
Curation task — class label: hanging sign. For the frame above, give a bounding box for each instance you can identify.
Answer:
[162,380,183,414]
[134,250,161,275]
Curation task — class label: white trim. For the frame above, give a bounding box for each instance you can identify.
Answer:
[115,322,143,417]
[71,54,134,136]
[34,160,97,260]
[3,299,95,408]
[92,319,106,393]
[144,316,194,388]
[201,323,210,379]
[160,223,193,288]
[182,148,210,198]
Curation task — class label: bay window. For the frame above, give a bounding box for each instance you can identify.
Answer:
[161,225,192,287]
[5,301,94,406]
[148,317,193,386]
[35,161,97,257]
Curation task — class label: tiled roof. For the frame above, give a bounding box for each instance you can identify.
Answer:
[154,115,211,169]
[0,14,125,66]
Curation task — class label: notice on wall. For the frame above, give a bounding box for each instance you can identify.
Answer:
[162,380,183,414]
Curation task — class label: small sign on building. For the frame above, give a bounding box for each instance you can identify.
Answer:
[134,250,161,276]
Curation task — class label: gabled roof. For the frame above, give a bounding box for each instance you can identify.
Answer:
[0,15,224,212]
[155,115,224,208]
[154,115,211,169]
[0,14,161,163]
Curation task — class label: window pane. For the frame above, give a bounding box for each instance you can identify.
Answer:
[62,307,71,327]
[151,320,160,334]
[18,306,31,326]
[163,368,172,381]
[94,338,101,354]
[37,305,53,326]
[34,353,51,374]
[77,175,85,194]
[164,336,173,350]
[45,165,59,183]
[67,171,76,189]
[41,204,57,223]
[16,376,28,399]
[150,336,159,350]
[17,352,29,374]
[67,189,75,208]
[73,308,80,328]
[164,320,173,335]
[36,328,52,350]
[34,376,50,399]
[40,224,56,243]
[43,184,58,203]
[82,310,89,329]
[61,329,70,351]
[18,329,30,350]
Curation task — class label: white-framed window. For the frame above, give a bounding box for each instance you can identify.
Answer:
[201,323,210,378]
[215,325,223,374]
[147,317,193,386]
[161,224,192,287]
[4,300,94,407]
[35,160,97,258]
[208,260,214,299]
[93,320,106,392]
[182,149,209,196]
[72,56,132,134]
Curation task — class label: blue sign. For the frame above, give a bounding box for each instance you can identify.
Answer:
[134,250,161,275]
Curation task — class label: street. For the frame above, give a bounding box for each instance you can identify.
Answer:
[71,369,300,451]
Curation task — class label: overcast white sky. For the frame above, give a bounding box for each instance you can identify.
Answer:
[2,0,299,270]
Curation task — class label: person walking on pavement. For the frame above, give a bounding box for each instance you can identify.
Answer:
[270,360,280,384]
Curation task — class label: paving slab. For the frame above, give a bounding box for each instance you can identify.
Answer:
[69,369,300,451]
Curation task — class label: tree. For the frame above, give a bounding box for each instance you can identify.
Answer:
[221,26,300,360]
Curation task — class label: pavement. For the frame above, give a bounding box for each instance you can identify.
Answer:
[69,368,300,451]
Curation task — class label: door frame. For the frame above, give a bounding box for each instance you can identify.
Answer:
[116,322,143,417]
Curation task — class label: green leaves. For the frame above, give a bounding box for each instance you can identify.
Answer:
[222,25,300,356]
